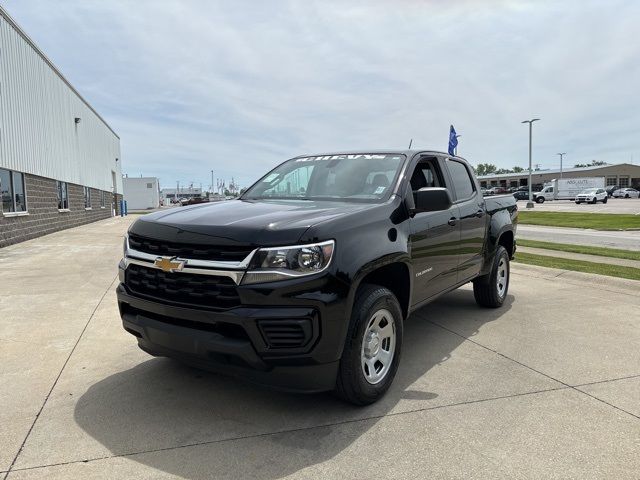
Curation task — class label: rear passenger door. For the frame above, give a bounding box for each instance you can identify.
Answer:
[444,158,487,282]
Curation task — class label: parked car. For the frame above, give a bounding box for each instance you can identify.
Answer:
[480,187,490,196]
[487,186,508,195]
[575,188,608,204]
[118,150,518,405]
[612,188,640,199]
[605,185,620,197]
[513,190,530,201]
[180,196,208,206]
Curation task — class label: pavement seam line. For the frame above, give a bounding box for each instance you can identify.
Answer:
[2,275,119,480]
[571,373,640,388]
[6,385,568,474]
[572,388,640,420]
[427,320,640,421]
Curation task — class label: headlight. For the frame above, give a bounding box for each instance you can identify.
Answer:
[242,240,335,285]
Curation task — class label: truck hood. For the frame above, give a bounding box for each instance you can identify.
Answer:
[129,199,377,247]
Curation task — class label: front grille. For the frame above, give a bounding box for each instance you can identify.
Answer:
[128,233,253,262]
[125,263,240,309]
[258,319,313,348]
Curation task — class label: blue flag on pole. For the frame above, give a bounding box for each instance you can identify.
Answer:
[448,125,458,156]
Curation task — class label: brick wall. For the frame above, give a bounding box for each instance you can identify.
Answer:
[0,173,115,248]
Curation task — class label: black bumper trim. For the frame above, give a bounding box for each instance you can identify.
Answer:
[123,313,338,393]
[117,285,338,392]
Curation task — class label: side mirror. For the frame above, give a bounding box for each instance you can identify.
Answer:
[413,187,452,213]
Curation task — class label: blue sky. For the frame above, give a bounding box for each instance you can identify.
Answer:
[3,0,639,191]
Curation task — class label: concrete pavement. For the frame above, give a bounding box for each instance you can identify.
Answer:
[1,218,639,479]
[518,224,640,251]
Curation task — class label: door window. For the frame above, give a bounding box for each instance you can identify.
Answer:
[447,160,475,201]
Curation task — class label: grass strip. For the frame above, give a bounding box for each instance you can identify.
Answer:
[513,252,640,281]
[518,211,640,230]
[518,239,640,261]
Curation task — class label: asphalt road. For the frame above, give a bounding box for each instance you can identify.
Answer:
[1,218,639,479]
[518,224,640,251]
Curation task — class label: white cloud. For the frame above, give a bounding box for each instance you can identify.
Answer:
[4,0,639,188]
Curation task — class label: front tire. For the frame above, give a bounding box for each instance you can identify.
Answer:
[536,197,545,203]
[473,246,510,308]
[335,284,403,405]
[591,197,597,204]
[603,197,608,204]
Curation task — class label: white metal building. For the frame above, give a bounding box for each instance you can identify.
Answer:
[123,177,160,210]
[0,6,122,247]
[161,187,203,203]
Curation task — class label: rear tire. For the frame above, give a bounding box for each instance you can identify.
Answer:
[625,194,630,198]
[575,201,581,204]
[335,284,403,405]
[473,246,510,308]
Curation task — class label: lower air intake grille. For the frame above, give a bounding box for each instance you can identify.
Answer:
[258,319,313,349]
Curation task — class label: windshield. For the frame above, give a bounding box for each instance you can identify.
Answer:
[242,154,405,202]
[580,188,598,194]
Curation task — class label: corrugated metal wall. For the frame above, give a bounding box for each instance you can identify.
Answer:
[0,8,122,193]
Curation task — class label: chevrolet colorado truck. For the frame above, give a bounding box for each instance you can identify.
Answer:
[117,151,517,405]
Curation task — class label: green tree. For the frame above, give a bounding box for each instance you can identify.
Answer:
[512,166,524,173]
[476,163,497,176]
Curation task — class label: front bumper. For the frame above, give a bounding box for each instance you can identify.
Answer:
[116,273,349,392]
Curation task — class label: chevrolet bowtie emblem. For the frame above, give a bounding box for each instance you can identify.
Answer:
[154,256,185,273]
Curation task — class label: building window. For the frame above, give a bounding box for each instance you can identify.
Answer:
[101,191,106,208]
[84,186,92,209]
[146,183,153,189]
[56,181,69,210]
[606,176,617,186]
[618,176,629,188]
[0,168,27,214]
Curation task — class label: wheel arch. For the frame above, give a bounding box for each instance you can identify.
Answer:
[351,256,412,321]
[480,224,515,276]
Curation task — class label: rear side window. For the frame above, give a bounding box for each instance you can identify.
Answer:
[447,160,475,200]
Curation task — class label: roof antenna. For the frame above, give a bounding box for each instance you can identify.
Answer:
[408,139,413,149]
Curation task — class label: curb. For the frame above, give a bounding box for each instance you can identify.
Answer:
[511,262,640,296]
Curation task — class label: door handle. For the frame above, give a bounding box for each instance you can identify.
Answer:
[476,210,485,218]
[448,217,457,226]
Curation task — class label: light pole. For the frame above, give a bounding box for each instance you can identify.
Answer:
[522,118,540,208]
[556,152,566,179]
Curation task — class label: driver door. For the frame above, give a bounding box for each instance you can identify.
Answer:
[408,157,461,306]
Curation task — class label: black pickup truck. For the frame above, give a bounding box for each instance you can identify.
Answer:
[117,151,517,404]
